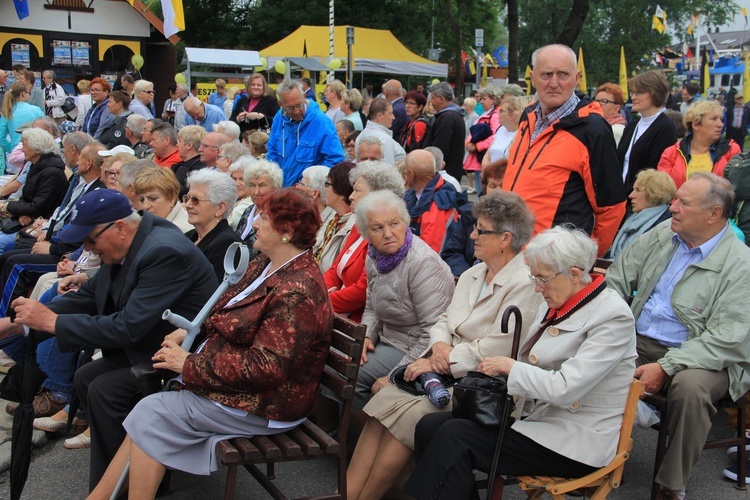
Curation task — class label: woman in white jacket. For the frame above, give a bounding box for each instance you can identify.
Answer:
[404,225,637,499]
[42,70,68,124]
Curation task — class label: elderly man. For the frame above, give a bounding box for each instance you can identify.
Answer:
[403,149,459,253]
[172,83,191,130]
[356,98,406,165]
[725,92,750,152]
[383,79,407,139]
[183,96,226,132]
[504,44,626,256]
[2,189,217,491]
[198,131,228,169]
[149,121,181,168]
[17,69,45,111]
[594,83,627,146]
[607,172,750,500]
[423,82,466,184]
[173,125,206,196]
[124,114,149,158]
[357,136,385,162]
[267,79,345,187]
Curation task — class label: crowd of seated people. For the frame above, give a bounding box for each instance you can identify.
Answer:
[1,57,750,500]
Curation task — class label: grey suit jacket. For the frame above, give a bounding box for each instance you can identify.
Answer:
[51,212,218,364]
[508,287,637,468]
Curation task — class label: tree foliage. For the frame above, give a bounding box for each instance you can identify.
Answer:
[516,0,739,89]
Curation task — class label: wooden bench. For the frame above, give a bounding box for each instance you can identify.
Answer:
[217,314,367,500]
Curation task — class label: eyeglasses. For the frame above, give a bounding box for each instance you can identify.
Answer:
[105,170,121,178]
[142,90,155,95]
[595,99,619,106]
[84,222,116,245]
[528,272,562,287]
[182,195,212,205]
[295,181,312,189]
[200,143,220,150]
[282,102,306,113]
[473,224,512,237]
[630,90,649,96]
[324,181,333,187]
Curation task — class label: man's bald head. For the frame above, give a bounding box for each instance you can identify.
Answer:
[405,149,437,189]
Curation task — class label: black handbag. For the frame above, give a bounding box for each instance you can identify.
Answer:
[130,363,169,396]
[0,217,22,234]
[61,96,76,114]
[452,371,509,426]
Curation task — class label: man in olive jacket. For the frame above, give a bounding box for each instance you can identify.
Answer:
[607,172,750,499]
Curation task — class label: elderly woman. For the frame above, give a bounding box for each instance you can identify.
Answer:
[132,166,192,233]
[400,91,429,153]
[658,99,741,188]
[129,80,155,119]
[314,161,356,272]
[353,190,454,409]
[324,161,405,323]
[89,188,333,499]
[342,88,364,130]
[617,70,677,193]
[103,151,137,190]
[82,78,112,138]
[212,120,241,142]
[404,226,637,499]
[441,160,509,276]
[347,191,542,499]
[215,141,251,174]
[234,160,283,258]
[607,169,677,259]
[230,73,279,134]
[183,169,242,279]
[0,128,67,252]
[42,70,68,123]
[0,82,45,162]
[296,165,336,233]
[464,85,503,194]
[324,80,347,124]
[227,156,256,230]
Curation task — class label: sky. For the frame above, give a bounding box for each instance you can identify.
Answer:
[717,0,750,32]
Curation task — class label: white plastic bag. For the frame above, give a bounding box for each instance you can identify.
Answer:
[635,400,661,428]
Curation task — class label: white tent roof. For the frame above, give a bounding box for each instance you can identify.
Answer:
[183,47,262,68]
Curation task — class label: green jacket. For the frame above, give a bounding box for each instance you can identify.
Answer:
[607,220,750,400]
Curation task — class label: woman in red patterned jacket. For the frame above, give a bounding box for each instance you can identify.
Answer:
[89,188,334,499]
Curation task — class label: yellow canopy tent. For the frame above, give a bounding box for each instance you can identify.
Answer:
[261,25,448,78]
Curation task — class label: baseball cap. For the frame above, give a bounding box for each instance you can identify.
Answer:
[57,190,133,243]
[98,145,135,157]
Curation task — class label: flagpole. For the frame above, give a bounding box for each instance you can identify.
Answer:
[328,0,335,83]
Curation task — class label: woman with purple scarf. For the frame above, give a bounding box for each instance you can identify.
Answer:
[352,190,454,410]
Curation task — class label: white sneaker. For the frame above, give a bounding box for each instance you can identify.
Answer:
[64,431,91,449]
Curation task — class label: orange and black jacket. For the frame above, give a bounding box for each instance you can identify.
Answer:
[503,94,627,256]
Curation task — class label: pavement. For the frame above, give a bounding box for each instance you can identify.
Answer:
[0,393,747,499]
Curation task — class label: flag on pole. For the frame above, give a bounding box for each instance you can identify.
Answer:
[742,8,748,27]
[524,65,532,96]
[652,16,665,34]
[687,14,696,35]
[161,0,185,38]
[13,0,30,20]
[577,47,587,93]
[653,5,667,33]
[700,48,710,95]
[619,47,628,102]
[682,41,693,59]
[744,54,750,102]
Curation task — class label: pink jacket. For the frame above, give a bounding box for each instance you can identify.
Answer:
[463,107,500,172]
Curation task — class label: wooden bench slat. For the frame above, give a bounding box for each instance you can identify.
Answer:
[216,440,240,463]
[230,437,262,461]
[289,427,321,455]
[270,432,302,458]
[301,420,340,454]
[251,435,281,460]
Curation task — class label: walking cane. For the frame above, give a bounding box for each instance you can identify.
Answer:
[110,243,250,499]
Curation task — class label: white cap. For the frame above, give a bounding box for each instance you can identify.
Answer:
[98,145,135,157]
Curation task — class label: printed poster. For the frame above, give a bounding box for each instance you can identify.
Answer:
[11,44,30,67]
[53,40,72,66]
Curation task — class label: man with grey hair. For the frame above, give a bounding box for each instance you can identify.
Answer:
[403,149,459,253]
[503,43,625,256]
[425,145,461,192]
[172,83,191,130]
[607,172,750,500]
[383,79,407,139]
[267,79,345,187]
[423,82,466,184]
[183,96,225,132]
[356,136,385,163]
[125,114,149,158]
[356,98,405,165]
[120,159,158,206]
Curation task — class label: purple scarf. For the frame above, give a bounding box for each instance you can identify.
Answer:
[369,229,413,274]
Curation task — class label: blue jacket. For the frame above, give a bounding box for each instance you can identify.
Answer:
[0,102,44,154]
[84,99,114,139]
[267,100,345,187]
[184,102,226,132]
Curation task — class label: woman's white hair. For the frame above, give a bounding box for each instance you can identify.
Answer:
[22,128,56,155]
[524,225,596,284]
[187,169,237,219]
[228,154,257,175]
[349,161,405,197]
[301,165,330,204]
[354,190,410,237]
[244,160,283,190]
[213,120,241,141]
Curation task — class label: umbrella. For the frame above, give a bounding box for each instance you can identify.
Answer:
[10,329,40,500]
[66,349,94,434]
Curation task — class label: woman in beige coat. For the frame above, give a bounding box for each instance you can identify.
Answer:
[347,191,542,500]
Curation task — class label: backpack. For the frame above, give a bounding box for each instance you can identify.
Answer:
[400,116,430,152]
[724,151,750,245]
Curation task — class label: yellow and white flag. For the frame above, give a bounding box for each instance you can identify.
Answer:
[577,47,587,93]
[162,0,185,38]
[619,47,628,102]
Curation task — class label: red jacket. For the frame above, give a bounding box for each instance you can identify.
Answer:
[324,226,367,322]
[154,148,182,168]
[504,96,626,256]
[183,251,333,421]
[404,175,459,254]
[657,135,741,188]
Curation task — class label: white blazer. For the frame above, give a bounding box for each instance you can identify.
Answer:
[508,287,637,468]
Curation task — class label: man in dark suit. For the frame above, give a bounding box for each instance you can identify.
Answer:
[725,92,750,152]
[384,79,408,140]
[6,189,217,490]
